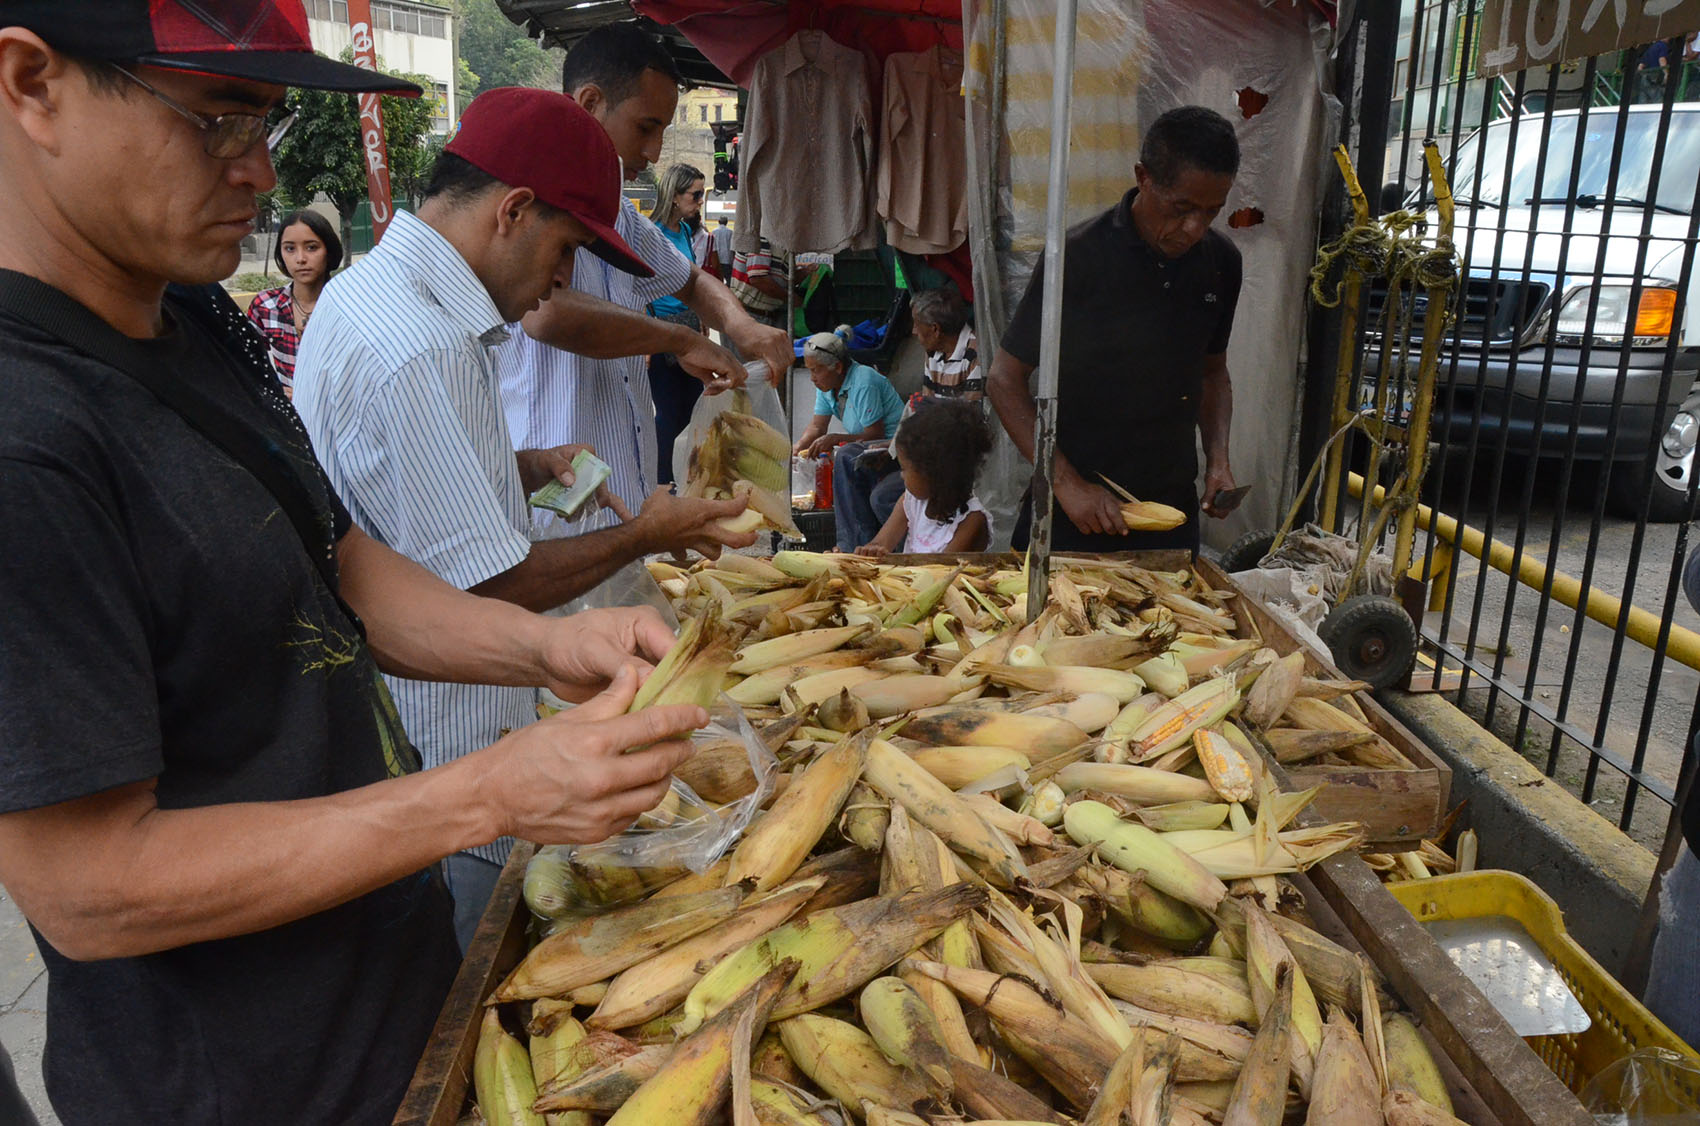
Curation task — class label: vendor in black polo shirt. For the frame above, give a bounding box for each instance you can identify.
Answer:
[990,106,1242,554]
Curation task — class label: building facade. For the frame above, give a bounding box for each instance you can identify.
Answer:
[303,0,458,134]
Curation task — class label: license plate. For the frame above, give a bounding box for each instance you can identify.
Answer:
[1359,378,1414,426]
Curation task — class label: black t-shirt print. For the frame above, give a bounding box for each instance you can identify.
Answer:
[0,288,458,1125]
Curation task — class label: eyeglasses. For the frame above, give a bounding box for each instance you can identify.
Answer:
[689,190,705,201]
[109,64,293,158]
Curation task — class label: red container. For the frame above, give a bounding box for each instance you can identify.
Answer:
[815,453,834,511]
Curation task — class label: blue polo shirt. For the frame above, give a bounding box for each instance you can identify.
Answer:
[815,362,905,437]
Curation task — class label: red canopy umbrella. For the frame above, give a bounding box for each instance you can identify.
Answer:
[631,0,963,87]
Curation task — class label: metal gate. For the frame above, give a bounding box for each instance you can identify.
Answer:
[1321,3,1700,852]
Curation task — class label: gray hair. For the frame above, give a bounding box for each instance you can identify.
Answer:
[910,288,968,335]
[802,326,853,371]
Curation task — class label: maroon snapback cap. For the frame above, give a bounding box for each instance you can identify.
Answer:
[4,0,420,95]
[446,87,654,279]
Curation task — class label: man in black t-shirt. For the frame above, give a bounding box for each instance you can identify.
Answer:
[990,106,1243,553]
[0,6,710,1124]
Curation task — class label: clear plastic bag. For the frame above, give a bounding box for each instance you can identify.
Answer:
[671,379,788,495]
[1580,1047,1700,1125]
[524,560,781,919]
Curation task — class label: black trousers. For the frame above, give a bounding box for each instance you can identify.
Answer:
[648,352,704,487]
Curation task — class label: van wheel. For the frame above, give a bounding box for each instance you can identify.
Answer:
[1609,460,1694,524]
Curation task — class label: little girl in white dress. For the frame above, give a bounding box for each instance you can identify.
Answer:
[856,400,993,557]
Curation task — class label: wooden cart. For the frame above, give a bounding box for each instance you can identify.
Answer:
[394,550,1584,1126]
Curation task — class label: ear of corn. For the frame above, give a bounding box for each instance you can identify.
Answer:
[605,960,796,1126]
[680,883,985,1033]
[905,958,1119,1111]
[858,976,956,1095]
[901,706,1089,757]
[906,745,1030,790]
[1085,961,1259,1027]
[588,877,823,1030]
[1128,678,1240,761]
[862,739,1028,887]
[495,885,748,1001]
[1306,1006,1383,1125]
[1222,962,1294,1126]
[747,1076,834,1125]
[1381,1013,1454,1116]
[1063,800,1229,913]
[1243,905,1323,1095]
[629,601,741,713]
[776,1013,932,1115]
[532,1043,672,1114]
[726,732,869,890]
[474,1008,546,1126]
[730,624,875,675]
[984,663,1148,703]
[1194,728,1256,803]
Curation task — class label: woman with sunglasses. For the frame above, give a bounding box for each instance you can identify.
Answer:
[246,209,343,396]
[645,163,712,483]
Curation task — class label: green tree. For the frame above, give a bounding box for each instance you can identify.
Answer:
[271,55,439,250]
[455,0,555,111]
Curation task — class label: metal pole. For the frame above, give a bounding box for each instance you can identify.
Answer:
[1024,0,1079,622]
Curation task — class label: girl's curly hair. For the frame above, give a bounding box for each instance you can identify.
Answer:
[894,400,993,521]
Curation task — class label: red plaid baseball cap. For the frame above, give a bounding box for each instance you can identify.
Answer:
[446,87,654,278]
[5,0,420,95]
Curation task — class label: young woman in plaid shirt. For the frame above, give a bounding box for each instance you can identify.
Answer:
[246,209,341,395]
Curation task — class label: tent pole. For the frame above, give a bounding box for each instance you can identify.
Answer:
[1025,0,1079,621]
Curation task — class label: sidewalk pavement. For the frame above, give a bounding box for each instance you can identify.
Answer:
[0,886,56,1125]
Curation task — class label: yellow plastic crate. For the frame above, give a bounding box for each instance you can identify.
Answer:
[1387,870,1700,1098]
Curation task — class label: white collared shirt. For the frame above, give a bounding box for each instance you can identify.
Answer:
[493,196,694,539]
[293,209,534,865]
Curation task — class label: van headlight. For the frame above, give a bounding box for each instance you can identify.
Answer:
[1664,411,1698,457]
[1553,284,1679,346]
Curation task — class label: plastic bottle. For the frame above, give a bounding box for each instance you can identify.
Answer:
[815,452,834,511]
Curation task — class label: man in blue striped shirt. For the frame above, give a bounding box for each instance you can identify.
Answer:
[295,88,743,944]
[496,25,794,541]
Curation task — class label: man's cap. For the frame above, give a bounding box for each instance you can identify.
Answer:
[5,0,421,96]
[446,87,654,278]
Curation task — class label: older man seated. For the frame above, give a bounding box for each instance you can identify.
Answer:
[791,327,906,552]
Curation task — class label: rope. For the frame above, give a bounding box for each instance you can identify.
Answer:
[1309,207,1459,309]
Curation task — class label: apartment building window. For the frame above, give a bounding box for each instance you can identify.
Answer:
[713,104,723,122]
[303,0,349,22]
[369,2,448,38]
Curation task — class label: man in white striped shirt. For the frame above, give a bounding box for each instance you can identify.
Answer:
[295,88,746,945]
[495,25,792,541]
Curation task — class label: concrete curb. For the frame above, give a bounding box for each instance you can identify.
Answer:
[1378,688,1657,976]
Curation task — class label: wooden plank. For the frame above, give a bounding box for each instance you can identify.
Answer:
[393,841,536,1126]
[1197,557,1452,848]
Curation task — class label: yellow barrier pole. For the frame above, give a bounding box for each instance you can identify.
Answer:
[1320,146,1372,532]
[1349,472,1700,671]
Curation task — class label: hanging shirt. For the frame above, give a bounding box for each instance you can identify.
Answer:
[731,240,789,315]
[293,210,536,867]
[814,361,906,437]
[903,491,991,553]
[736,30,877,256]
[879,47,969,254]
[493,196,694,531]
